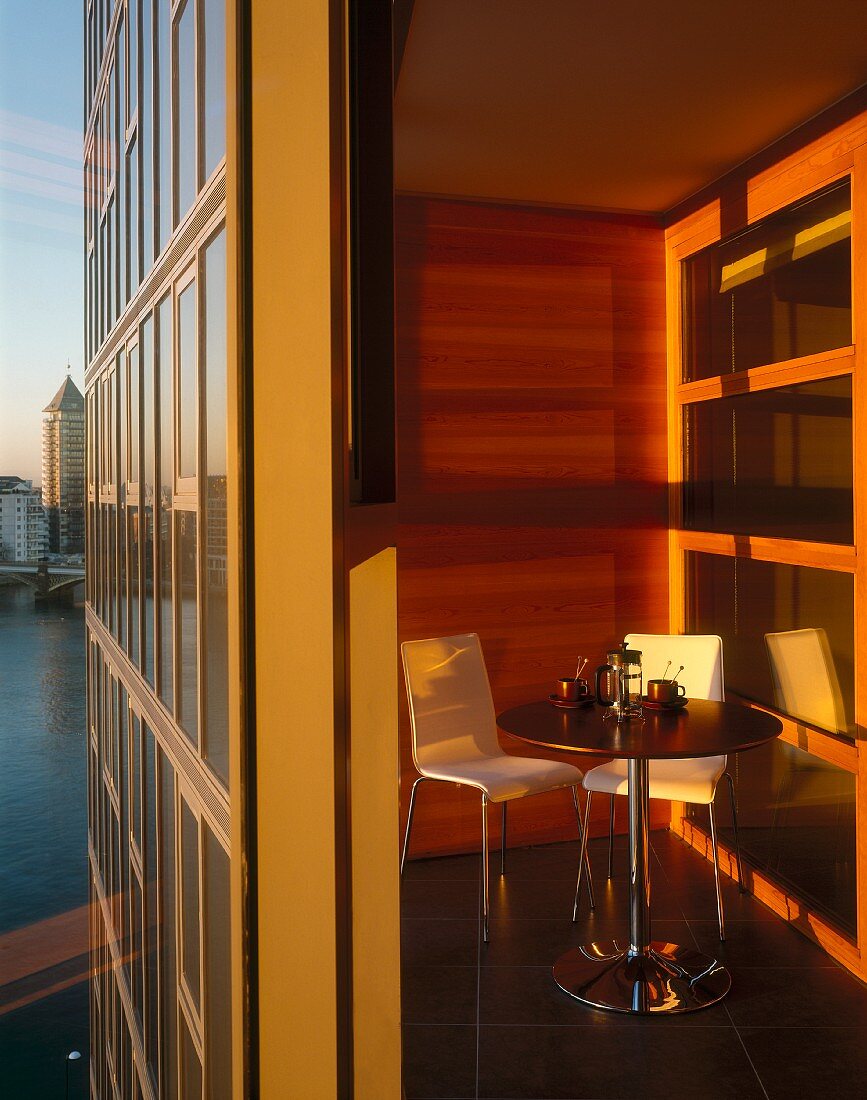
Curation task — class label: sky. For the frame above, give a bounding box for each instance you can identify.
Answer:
[0,1,84,485]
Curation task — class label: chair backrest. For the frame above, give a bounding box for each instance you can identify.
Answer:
[624,633,724,702]
[401,633,503,770]
[765,628,847,735]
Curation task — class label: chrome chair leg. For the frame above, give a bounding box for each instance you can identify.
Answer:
[607,793,615,879]
[724,771,746,894]
[482,794,490,943]
[400,776,427,876]
[708,801,725,941]
[573,790,594,921]
[500,801,507,876]
[571,785,595,910]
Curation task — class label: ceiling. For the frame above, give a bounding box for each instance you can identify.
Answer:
[394,0,867,213]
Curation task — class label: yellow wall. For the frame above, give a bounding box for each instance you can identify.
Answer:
[250,3,402,1095]
[350,548,401,1098]
[252,0,340,1093]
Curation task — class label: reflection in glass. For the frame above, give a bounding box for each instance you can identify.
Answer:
[686,551,854,736]
[157,0,172,249]
[142,315,156,685]
[688,738,856,935]
[144,728,158,1080]
[683,376,853,544]
[181,1011,203,1099]
[158,295,173,710]
[129,507,141,665]
[203,229,228,784]
[683,181,852,381]
[203,0,226,181]
[141,0,154,273]
[177,510,198,744]
[180,799,200,1011]
[204,823,231,1096]
[160,754,178,1100]
[178,280,197,479]
[175,0,196,223]
[128,137,139,296]
[129,344,140,484]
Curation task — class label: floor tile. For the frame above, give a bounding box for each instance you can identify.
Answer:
[402,879,482,920]
[480,917,693,967]
[402,1024,478,1099]
[401,919,479,968]
[723,965,867,1028]
[478,965,731,1028]
[404,852,481,883]
[402,966,479,1026]
[689,918,840,968]
[739,1026,867,1099]
[476,1023,765,1099]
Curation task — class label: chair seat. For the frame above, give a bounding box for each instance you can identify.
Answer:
[420,755,584,803]
[583,755,726,804]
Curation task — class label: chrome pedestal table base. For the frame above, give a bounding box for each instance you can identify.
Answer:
[554,940,730,1014]
[562,754,730,1014]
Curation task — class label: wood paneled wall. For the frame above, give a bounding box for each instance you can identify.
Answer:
[396,196,670,858]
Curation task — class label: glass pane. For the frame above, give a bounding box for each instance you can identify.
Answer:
[180,1012,203,1100]
[143,315,156,685]
[204,824,231,1098]
[129,505,140,665]
[132,713,142,852]
[157,0,172,249]
[683,376,853,544]
[178,280,197,479]
[129,136,139,294]
[158,295,174,710]
[132,873,144,1026]
[688,738,856,936]
[159,754,178,1100]
[176,510,199,743]
[203,0,225,180]
[129,344,140,484]
[142,0,155,272]
[175,0,196,223]
[686,551,855,737]
[144,729,159,1083]
[683,180,851,381]
[108,504,117,635]
[129,0,138,122]
[118,500,127,647]
[180,799,200,1011]
[203,229,228,784]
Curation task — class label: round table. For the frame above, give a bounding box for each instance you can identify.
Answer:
[496,698,782,1015]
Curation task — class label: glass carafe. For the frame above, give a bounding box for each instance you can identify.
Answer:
[595,642,643,722]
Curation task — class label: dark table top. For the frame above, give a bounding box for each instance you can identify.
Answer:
[497,699,783,760]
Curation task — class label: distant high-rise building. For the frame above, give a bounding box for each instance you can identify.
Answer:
[42,375,85,555]
[0,477,48,561]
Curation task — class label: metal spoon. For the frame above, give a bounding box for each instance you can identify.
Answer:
[575,656,588,681]
[670,665,684,686]
[662,660,672,682]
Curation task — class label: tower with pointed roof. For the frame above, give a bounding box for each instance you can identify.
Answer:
[42,375,85,554]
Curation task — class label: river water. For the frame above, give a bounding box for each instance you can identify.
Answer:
[0,583,89,1099]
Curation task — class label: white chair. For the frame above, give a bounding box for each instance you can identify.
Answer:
[401,632,595,941]
[575,633,744,940]
[765,628,847,736]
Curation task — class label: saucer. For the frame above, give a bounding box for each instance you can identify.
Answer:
[642,696,688,711]
[549,694,595,709]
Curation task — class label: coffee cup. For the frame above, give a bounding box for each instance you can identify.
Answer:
[556,677,589,702]
[646,679,686,704]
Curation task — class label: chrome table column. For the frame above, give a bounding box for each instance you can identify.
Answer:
[552,755,730,1014]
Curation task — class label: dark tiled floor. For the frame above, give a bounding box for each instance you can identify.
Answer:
[401,829,867,1099]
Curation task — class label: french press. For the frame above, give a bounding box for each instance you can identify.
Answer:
[595,641,644,722]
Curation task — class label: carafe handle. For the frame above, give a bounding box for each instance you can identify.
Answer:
[595,663,616,706]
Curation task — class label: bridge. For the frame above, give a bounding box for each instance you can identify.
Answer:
[0,562,85,601]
